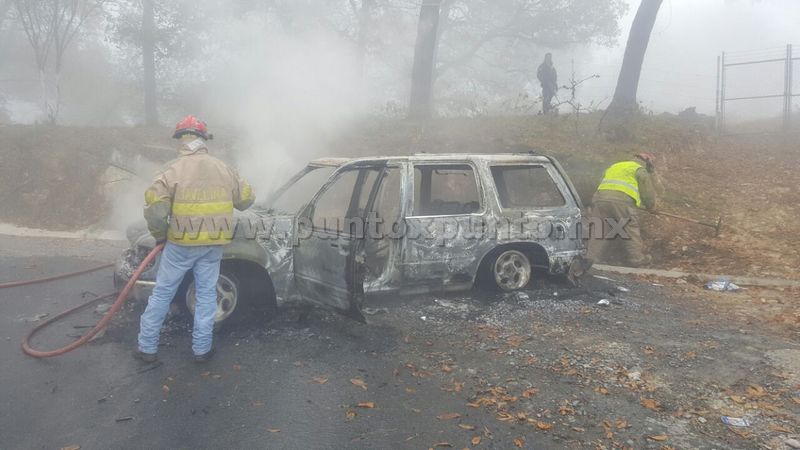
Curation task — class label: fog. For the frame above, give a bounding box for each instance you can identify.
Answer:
[3,0,798,126]
[574,0,800,118]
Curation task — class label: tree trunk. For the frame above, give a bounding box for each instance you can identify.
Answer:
[142,0,158,125]
[0,0,12,31]
[607,0,662,115]
[355,0,374,82]
[408,0,442,120]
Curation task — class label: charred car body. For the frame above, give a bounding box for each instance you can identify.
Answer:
[115,153,588,325]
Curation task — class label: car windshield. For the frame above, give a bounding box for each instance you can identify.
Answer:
[259,165,336,214]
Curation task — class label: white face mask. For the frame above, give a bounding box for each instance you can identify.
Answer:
[183,138,205,153]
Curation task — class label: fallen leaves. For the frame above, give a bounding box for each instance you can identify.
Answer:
[266,428,281,433]
[513,437,525,447]
[594,386,609,395]
[521,388,538,398]
[458,424,476,431]
[161,385,170,395]
[640,397,661,411]
[730,395,747,404]
[768,423,793,433]
[643,345,656,354]
[345,410,357,419]
[442,380,464,393]
[533,421,552,430]
[496,411,515,422]
[61,446,80,450]
[437,412,461,421]
[312,376,329,385]
[745,384,767,398]
[432,442,452,447]
[356,402,375,409]
[350,378,368,391]
[648,435,669,442]
[471,436,481,445]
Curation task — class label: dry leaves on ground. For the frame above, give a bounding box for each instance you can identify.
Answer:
[768,424,793,433]
[533,421,552,430]
[357,402,375,408]
[521,388,538,398]
[641,398,661,411]
[745,384,767,397]
[312,376,329,384]
[437,412,461,420]
[350,378,368,390]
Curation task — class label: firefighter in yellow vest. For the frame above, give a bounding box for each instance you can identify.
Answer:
[135,116,255,364]
[589,152,657,267]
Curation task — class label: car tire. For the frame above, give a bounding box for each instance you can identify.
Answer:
[180,266,246,328]
[178,262,278,329]
[485,249,532,292]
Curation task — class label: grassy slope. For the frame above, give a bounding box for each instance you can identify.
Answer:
[1,114,797,279]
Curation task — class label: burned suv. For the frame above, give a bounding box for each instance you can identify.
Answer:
[115,153,587,325]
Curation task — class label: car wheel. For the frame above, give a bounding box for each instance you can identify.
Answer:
[184,267,243,327]
[490,249,532,291]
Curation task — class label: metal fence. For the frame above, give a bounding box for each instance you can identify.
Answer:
[716,44,800,134]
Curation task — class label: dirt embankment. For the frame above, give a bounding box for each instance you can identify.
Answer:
[1,115,797,280]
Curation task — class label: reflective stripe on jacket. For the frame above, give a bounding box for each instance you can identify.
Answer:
[143,138,255,246]
[597,161,643,207]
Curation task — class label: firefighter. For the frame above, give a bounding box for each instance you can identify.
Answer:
[589,152,657,267]
[135,116,255,363]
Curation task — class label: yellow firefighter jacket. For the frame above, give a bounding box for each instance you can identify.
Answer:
[143,138,255,246]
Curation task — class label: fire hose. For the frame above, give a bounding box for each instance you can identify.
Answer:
[0,244,165,358]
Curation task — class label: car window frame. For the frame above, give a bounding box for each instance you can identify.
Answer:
[488,163,572,211]
[406,161,486,218]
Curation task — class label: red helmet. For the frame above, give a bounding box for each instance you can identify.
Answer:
[173,115,210,140]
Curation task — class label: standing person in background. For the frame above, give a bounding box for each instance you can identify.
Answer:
[537,53,558,114]
[135,115,255,364]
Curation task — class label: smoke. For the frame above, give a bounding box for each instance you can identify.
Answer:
[200,13,365,198]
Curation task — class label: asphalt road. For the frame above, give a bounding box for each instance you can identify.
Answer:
[1,235,799,450]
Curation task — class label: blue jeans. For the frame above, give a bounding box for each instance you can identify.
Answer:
[138,243,224,356]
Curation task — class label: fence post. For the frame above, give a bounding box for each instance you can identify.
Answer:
[789,44,793,131]
[720,52,726,135]
[716,55,721,133]
[784,44,790,131]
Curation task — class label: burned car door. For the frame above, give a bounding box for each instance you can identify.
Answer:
[292,163,389,321]
[402,163,486,288]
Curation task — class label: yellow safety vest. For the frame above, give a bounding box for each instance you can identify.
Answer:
[597,161,642,207]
